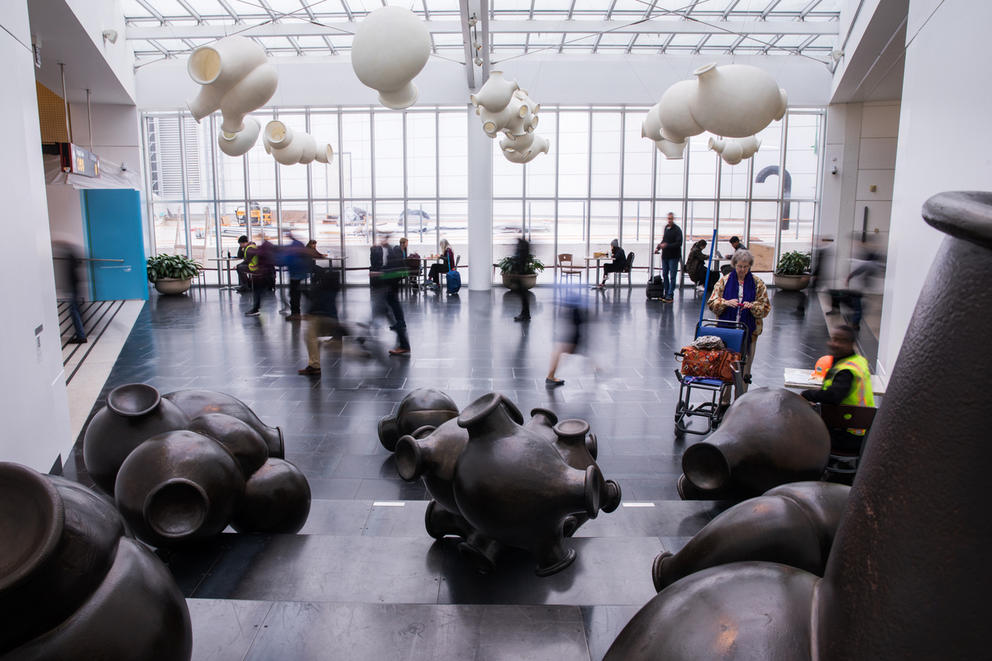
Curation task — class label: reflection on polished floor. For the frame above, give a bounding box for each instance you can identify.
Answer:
[63,283,831,660]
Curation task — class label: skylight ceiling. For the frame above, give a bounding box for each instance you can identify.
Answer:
[124,0,841,64]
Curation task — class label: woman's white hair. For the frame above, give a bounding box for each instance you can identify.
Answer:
[440,238,450,251]
[731,248,754,267]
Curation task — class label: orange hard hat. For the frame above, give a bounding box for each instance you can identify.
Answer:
[812,355,834,379]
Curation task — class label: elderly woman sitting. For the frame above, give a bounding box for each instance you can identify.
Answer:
[707,249,771,398]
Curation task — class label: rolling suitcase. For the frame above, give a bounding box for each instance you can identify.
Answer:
[446,270,462,294]
[646,275,665,300]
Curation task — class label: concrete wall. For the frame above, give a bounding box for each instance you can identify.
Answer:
[0,0,73,471]
[877,0,992,378]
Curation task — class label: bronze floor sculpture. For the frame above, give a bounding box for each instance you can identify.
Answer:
[0,463,192,661]
[394,391,621,575]
[606,191,992,660]
[82,384,310,546]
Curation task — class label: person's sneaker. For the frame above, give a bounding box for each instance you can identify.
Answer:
[297,366,321,376]
[388,347,411,356]
[245,310,261,317]
[66,336,87,344]
[514,315,531,322]
[545,378,565,387]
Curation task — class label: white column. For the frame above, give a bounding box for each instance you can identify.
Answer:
[467,105,493,291]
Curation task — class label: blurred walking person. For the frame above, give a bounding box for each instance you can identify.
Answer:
[370,234,411,355]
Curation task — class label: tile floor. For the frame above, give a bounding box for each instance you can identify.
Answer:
[63,282,832,660]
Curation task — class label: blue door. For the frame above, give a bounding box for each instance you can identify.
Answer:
[81,189,149,301]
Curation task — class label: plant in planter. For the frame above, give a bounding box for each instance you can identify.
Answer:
[147,254,202,295]
[498,255,545,290]
[773,250,812,291]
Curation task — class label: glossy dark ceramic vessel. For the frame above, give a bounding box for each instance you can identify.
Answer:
[82,383,189,493]
[653,481,849,591]
[187,413,269,477]
[680,387,830,496]
[114,430,245,546]
[0,463,191,661]
[164,389,285,459]
[452,393,604,576]
[231,458,312,533]
[378,388,459,451]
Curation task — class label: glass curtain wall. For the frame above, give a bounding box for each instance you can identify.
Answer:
[143,106,824,287]
[142,107,469,285]
[492,107,825,284]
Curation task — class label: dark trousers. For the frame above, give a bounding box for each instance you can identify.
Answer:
[374,282,410,350]
[661,257,679,297]
[514,282,530,318]
[428,263,449,285]
[250,274,274,313]
[289,278,302,315]
[69,299,86,339]
[236,263,251,289]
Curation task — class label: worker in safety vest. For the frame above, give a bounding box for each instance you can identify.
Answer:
[801,324,875,453]
[235,235,258,293]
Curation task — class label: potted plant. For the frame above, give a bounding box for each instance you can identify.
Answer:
[773,250,812,291]
[498,255,545,290]
[147,253,202,295]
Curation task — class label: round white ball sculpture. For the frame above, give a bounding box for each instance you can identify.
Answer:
[689,63,787,138]
[217,117,261,157]
[351,6,431,110]
[657,79,704,143]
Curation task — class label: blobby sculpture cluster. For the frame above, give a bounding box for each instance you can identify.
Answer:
[82,384,310,547]
[0,462,192,661]
[471,72,550,164]
[642,63,786,164]
[186,36,278,158]
[381,389,621,576]
[262,120,334,166]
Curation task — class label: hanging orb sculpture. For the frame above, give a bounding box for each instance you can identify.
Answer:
[351,6,431,109]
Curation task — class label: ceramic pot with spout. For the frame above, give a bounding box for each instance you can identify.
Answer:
[470,71,519,112]
[656,79,703,142]
[83,383,190,493]
[186,413,269,478]
[451,393,604,576]
[114,430,245,547]
[654,137,687,160]
[680,387,830,496]
[217,117,260,157]
[350,6,431,109]
[0,463,191,661]
[688,63,787,138]
[163,389,284,458]
[652,481,849,591]
[230,458,311,534]
[187,35,277,134]
[640,102,664,141]
[378,388,459,452]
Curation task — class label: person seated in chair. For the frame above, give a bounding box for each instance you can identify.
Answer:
[235,235,255,292]
[685,239,720,294]
[801,325,875,454]
[598,239,627,288]
[428,238,455,289]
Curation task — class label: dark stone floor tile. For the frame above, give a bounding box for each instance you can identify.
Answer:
[245,602,588,661]
[581,605,642,661]
[186,599,273,661]
[298,499,373,535]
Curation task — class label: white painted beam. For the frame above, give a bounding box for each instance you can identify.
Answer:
[126,19,838,40]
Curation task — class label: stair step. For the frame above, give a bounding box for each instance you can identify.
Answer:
[187,598,601,661]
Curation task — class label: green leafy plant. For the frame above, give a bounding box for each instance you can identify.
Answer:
[775,250,811,276]
[498,255,545,275]
[146,253,202,281]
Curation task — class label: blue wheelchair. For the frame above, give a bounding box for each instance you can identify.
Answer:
[674,319,751,435]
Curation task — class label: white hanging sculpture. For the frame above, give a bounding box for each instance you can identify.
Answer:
[709,135,761,166]
[645,63,786,161]
[187,36,278,135]
[689,63,787,138]
[351,6,431,109]
[470,71,519,113]
[501,134,550,164]
[217,117,261,157]
[263,121,334,166]
[471,72,549,164]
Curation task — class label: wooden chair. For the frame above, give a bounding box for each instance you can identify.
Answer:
[557,253,583,283]
[819,404,877,483]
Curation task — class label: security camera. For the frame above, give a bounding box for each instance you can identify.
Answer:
[120,162,128,172]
